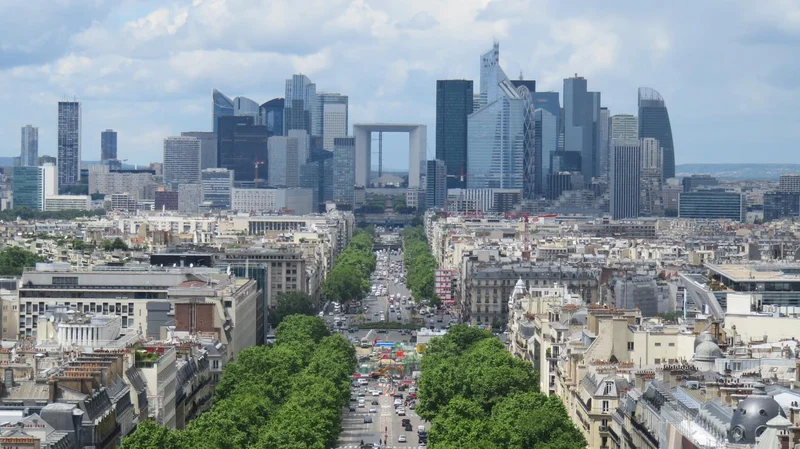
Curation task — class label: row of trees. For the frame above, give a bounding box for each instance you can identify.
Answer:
[121,315,357,449]
[403,226,436,301]
[417,325,585,449]
[0,207,105,222]
[322,229,376,304]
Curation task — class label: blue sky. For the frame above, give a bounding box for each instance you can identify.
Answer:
[1,0,799,169]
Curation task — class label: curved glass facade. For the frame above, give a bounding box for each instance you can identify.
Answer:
[234,96,260,122]
[638,87,675,180]
[212,89,234,133]
[260,98,285,136]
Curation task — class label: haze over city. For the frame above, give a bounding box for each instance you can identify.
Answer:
[2,0,800,168]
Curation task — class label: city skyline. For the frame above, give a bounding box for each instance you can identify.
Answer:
[1,1,799,169]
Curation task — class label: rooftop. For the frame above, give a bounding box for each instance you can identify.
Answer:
[706,263,800,282]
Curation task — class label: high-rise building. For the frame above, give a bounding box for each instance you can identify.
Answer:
[599,107,610,179]
[763,192,800,221]
[57,101,81,188]
[12,164,57,211]
[640,138,664,216]
[20,125,38,167]
[316,93,348,149]
[478,42,509,108]
[425,160,447,211]
[267,136,297,188]
[217,116,268,185]
[611,114,638,140]
[563,76,600,183]
[778,174,800,193]
[435,80,473,189]
[154,190,179,211]
[201,168,234,210]
[234,96,260,123]
[547,172,572,201]
[550,151,582,173]
[610,140,641,219]
[181,131,218,170]
[284,74,317,135]
[679,191,744,221]
[467,81,525,190]
[300,148,334,212]
[530,108,559,198]
[287,129,309,187]
[260,98,284,137]
[101,129,117,162]
[333,137,355,207]
[682,174,719,192]
[638,87,675,180]
[163,137,201,187]
[212,89,234,133]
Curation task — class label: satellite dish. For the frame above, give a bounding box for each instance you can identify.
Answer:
[190,263,194,268]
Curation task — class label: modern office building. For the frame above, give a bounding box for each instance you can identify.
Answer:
[57,101,81,188]
[284,74,316,135]
[233,96,260,123]
[425,159,447,211]
[599,107,610,179]
[678,191,745,221]
[530,108,559,198]
[435,80,473,189]
[44,195,91,211]
[232,188,285,213]
[547,172,573,201]
[260,98,284,136]
[778,174,800,193]
[217,115,268,185]
[550,151,582,173]
[181,131,218,170]
[682,174,719,192]
[20,125,38,167]
[212,89,234,133]
[267,136,288,187]
[300,149,334,212]
[316,92,348,149]
[467,80,524,190]
[611,114,638,140]
[101,129,117,162]
[89,168,156,200]
[12,164,57,211]
[639,138,664,217]
[201,168,234,210]
[163,137,201,187]
[763,192,800,221]
[287,129,309,187]
[178,184,202,214]
[610,140,641,219]
[563,76,601,182]
[333,137,356,207]
[154,190,179,211]
[478,42,509,108]
[638,87,675,180]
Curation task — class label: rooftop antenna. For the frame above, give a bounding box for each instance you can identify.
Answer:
[519,71,523,81]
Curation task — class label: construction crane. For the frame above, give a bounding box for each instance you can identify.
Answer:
[505,211,531,261]
[253,159,265,188]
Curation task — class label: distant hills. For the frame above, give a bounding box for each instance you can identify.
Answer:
[676,164,800,180]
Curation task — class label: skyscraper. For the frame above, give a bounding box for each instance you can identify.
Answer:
[316,93,348,149]
[181,131,218,170]
[333,137,355,207]
[640,138,664,216]
[212,89,234,133]
[467,81,525,190]
[57,101,81,189]
[638,87,675,180]
[20,125,38,167]
[260,98,285,136]
[610,140,641,219]
[234,96,260,123]
[286,129,309,187]
[611,114,639,140]
[478,42,509,108]
[300,149,334,212]
[163,137,201,187]
[268,137,290,187]
[435,80,473,189]
[217,116,269,185]
[284,74,317,135]
[529,108,558,198]
[12,164,56,211]
[425,159,447,211]
[101,129,117,162]
[563,76,600,183]
[599,107,610,179]
[201,168,234,210]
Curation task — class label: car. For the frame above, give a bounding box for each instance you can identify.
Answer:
[349,406,356,411]
[372,390,380,396]
[328,312,334,316]
[358,391,366,396]
[369,407,377,413]
[397,408,406,416]
[401,418,411,425]
[371,400,379,405]
[364,416,372,423]
[398,435,407,443]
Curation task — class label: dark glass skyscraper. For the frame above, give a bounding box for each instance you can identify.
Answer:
[638,87,675,180]
[300,148,334,212]
[610,140,641,220]
[563,76,600,183]
[217,116,268,184]
[284,74,316,135]
[260,98,284,136]
[57,101,81,188]
[212,89,234,134]
[425,159,447,210]
[101,129,117,161]
[435,80,473,189]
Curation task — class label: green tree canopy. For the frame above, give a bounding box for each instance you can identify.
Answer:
[269,291,316,327]
[0,246,44,276]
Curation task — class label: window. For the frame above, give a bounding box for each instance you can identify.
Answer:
[224,301,232,308]
[654,342,661,347]
[601,419,608,430]
[668,342,675,347]
[627,342,634,351]
[602,400,610,413]
[654,358,661,364]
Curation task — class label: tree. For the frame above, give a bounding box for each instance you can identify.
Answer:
[102,237,129,251]
[269,291,316,327]
[275,315,330,347]
[0,246,44,276]
[120,420,181,449]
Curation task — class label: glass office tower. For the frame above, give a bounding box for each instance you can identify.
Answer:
[436,80,473,189]
[260,98,285,136]
[638,87,675,180]
[57,101,81,188]
[284,75,317,135]
[20,125,38,167]
[212,89,234,133]
[101,129,117,161]
[217,116,269,185]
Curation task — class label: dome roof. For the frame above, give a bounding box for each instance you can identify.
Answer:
[694,331,717,349]
[694,340,723,360]
[728,386,786,444]
[514,278,526,290]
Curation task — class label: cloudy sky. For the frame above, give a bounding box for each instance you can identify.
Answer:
[1,0,799,169]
